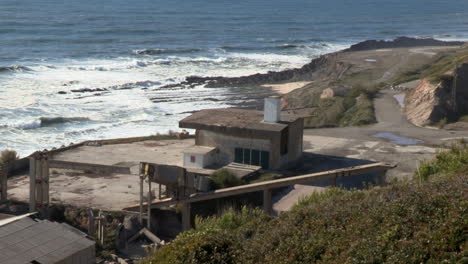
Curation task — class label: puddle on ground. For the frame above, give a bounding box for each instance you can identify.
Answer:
[393,94,405,108]
[373,132,423,145]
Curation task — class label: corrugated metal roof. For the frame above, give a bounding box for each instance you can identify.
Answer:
[0,216,95,264]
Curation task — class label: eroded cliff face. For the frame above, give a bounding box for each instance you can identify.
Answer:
[405,63,468,126]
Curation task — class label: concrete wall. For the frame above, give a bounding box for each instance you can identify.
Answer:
[183,152,204,169]
[183,151,216,169]
[283,118,304,169]
[196,129,272,168]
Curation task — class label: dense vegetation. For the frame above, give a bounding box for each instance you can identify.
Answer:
[145,143,468,264]
[209,169,243,189]
[304,85,378,128]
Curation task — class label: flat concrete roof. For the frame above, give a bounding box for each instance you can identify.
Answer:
[183,145,216,155]
[179,108,299,134]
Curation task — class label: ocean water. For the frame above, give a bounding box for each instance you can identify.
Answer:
[1,0,468,156]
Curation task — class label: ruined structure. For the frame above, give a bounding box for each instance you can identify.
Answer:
[179,97,304,170]
[0,213,95,264]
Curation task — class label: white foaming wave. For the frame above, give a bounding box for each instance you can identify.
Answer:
[1,44,353,156]
[4,119,42,130]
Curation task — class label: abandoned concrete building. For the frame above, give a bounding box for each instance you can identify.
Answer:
[0,213,95,264]
[179,97,304,170]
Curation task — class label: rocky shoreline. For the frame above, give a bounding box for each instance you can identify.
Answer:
[168,37,465,89]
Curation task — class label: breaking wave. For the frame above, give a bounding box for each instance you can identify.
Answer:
[4,117,90,130]
[0,65,32,73]
[132,48,203,55]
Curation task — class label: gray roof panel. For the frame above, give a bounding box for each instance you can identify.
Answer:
[0,216,95,263]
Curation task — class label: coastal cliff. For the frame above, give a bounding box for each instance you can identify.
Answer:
[406,62,468,127]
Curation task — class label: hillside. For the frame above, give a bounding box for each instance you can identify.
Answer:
[172,37,466,128]
[405,45,468,127]
[144,143,468,264]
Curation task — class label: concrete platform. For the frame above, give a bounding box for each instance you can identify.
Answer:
[7,139,195,210]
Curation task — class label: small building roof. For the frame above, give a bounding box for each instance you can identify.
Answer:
[183,145,217,155]
[0,215,95,264]
[179,108,299,134]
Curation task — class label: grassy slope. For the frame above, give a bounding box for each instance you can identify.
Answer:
[145,143,468,264]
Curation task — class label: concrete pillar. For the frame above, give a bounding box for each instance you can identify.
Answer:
[181,202,191,231]
[147,178,152,229]
[139,175,144,225]
[88,208,95,237]
[0,165,7,202]
[35,157,43,208]
[29,157,36,212]
[263,188,272,215]
[41,158,49,208]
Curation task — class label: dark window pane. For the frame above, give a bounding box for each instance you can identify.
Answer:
[244,148,251,165]
[260,151,270,169]
[251,149,260,166]
[235,148,243,163]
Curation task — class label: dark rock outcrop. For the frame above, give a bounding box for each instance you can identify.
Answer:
[345,37,464,52]
[173,37,465,89]
[179,54,345,88]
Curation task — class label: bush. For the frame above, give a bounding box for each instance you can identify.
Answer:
[209,169,243,189]
[144,145,468,263]
[0,149,19,166]
[145,173,467,264]
[416,140,468,182]
[292,187,347,211]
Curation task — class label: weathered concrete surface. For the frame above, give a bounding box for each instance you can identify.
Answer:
[303,89,468,180]
[273,184,325,214]
[7,139,195,210]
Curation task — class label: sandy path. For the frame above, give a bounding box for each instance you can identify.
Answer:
[261,81,311,94]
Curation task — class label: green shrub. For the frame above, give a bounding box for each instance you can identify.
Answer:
[458,115,468,122]
[145,174,467,264]
[292,187,348,211]
[339,94,376,126]
[0,149,19,166]
[209,169,243,189]
[416,141,468,182]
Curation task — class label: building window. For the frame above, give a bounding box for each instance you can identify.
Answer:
[234,148,269,169]
[190,155,196,163]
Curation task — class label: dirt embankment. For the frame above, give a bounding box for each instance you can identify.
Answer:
[406,63,468,126]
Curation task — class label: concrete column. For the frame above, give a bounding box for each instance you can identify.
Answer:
[181,202,191,231]
[29,157,36,212]
[0,165,7,202]
[41,158,49,208]
[35,158,43,208]
[263,188,272,215]
[139,174,144,225]
[147,178,152,229]
[88,208,95,237]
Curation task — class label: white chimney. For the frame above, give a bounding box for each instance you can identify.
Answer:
[264,96,281,123]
